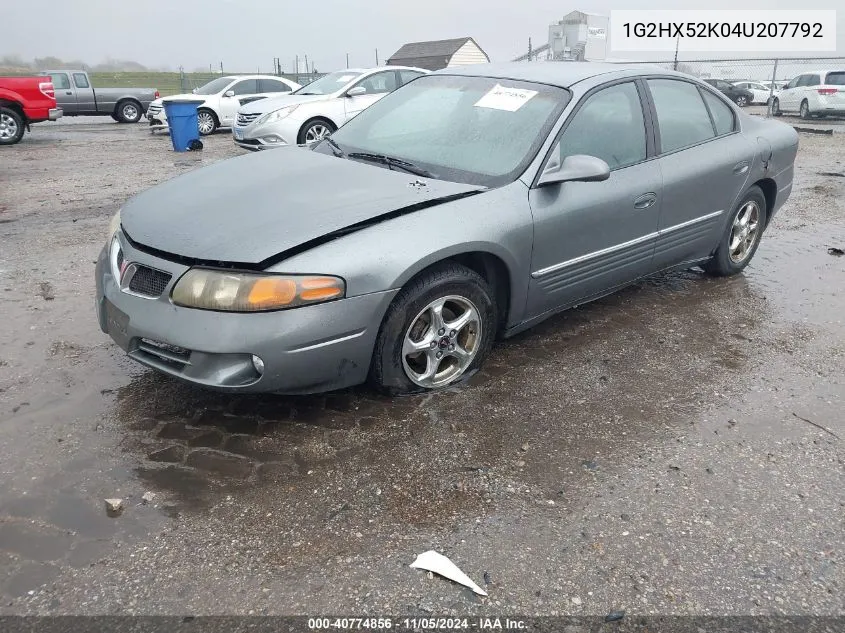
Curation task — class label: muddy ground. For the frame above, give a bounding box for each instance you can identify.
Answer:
[0,118,843,617]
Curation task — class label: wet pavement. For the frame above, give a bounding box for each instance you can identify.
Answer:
[0,121,843,616]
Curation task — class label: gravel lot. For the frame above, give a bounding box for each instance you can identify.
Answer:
[0,117,843,617]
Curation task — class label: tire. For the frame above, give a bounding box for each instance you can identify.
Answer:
[115,100,142,123]
[370,263,497,394]
[703,186,767,277]
[799,100,811,119]
[735,95,748,107]
[110,114,120,122]
[197,109,217,135]
[0,106,25,146]
[297,118,336,145]
[771,98,782,116]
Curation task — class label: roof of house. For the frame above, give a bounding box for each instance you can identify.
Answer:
[387,37,488,70]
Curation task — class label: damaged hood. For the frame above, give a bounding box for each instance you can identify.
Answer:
[121,147,482,265]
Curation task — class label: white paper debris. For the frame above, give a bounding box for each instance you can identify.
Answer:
[409,550,488,596]
[474,84,538,112]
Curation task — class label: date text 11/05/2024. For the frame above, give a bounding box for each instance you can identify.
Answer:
[307,617,528,630]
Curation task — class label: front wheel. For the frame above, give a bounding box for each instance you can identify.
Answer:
[735,95,748,107]
[197,109,217,135]
[0,107,25,146]
[703,186,767,277]
[297,118,336,144]
[771,98,782,116]
[370,263,497,394]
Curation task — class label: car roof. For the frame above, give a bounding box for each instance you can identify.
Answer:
[430,62,688,88]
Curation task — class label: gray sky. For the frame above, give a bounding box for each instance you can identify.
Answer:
[5,0,844,71]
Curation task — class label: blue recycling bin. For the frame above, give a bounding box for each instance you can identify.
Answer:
[163,99,203,152]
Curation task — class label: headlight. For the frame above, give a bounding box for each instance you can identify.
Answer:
[256,105,299,125]
[171,269,345,312]
[107,210,121,240]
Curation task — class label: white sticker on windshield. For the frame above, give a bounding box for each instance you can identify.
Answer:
[337,75,356,82]
[474,84,538,111]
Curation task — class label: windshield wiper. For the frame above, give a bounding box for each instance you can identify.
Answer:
[322,137,345,158]
[296,91,319,95]
[347,152,434,178]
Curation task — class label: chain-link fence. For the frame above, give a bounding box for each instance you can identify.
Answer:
[85,71,326,96]
[610,57,845,117]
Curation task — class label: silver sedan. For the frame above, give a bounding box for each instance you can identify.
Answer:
[95,63,798,395]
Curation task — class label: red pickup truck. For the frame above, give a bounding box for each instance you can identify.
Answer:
[0,77,63,146]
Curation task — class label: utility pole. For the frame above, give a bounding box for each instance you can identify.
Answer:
[346,53,349,68]
[767,58,779,117]
[528,37,532,61]
[375,48,379,65]
[673,34,680,70]
[220,61,223,73]
[304,54,309,77]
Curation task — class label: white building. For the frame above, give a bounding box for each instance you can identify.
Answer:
[547,10,609,62]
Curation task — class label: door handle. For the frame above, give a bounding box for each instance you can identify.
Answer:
[65,91,73,95]
[733,162,750,175]
[633,192,657,209]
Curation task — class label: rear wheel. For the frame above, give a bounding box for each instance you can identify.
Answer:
[735,95,748,107]
[370,263,497,394]
[197,109,217,135]
[771,97,782,116]
[799,100,811,119]
[703,186,767,277]
[0,106,25,146]
[115,100,142,123]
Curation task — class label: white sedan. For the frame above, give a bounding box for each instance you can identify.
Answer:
[232,67,427,150]
[147,75,301,135]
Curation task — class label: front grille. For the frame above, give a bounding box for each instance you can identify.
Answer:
[127,265,172,298]
[235,137,260,146]
[237,112,261,126]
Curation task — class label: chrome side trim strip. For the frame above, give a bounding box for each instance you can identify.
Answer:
[531,210,724,279]
[656,209,724,236]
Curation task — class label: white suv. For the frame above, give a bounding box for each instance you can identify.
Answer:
[147,75,301,135]
[771,70,845,119]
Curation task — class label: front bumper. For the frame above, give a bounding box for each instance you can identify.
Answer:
[95,232,397,394]
[48,108,63,121]
[146,103,168,129]
[232,118,300,151]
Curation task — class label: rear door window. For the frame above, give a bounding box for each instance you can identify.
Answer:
[73,73,89,88]
[701,90,736,136]
[648,79,716,153]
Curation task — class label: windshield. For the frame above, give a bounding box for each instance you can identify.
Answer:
[294,71,364,95]
[324,74,570,187]
[193,77,235,95]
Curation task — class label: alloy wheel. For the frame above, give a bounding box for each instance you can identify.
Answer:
[0,113,18,140]
[401,295,482,388]
[729,201,761,263]
[197,112,215,135]
[304,123,331,143]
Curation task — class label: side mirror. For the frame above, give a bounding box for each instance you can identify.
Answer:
[538,154,610,187]
[224,90,235,97]
[346,86,366,97]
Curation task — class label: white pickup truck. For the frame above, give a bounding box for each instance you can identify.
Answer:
[146,75,301,135]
